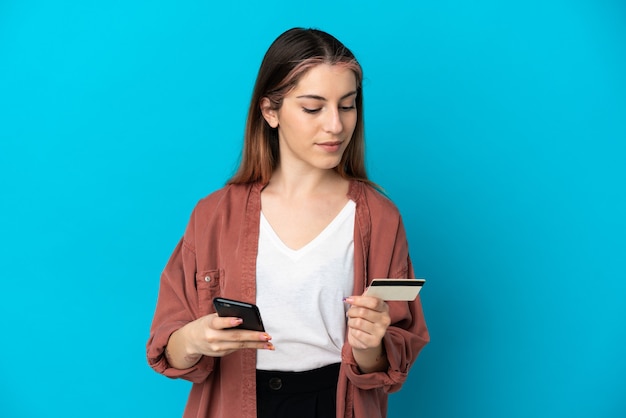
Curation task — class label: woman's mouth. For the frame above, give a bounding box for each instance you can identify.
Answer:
[316,141,343,152]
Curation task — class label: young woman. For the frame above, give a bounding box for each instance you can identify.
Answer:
[147,27,429,418]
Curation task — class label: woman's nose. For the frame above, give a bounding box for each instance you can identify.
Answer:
[323,108,343,134]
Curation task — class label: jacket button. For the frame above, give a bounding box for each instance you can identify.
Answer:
[268,377,282,390]
[204,275,211,282]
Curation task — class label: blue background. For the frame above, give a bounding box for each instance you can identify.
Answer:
[1,1,625,417]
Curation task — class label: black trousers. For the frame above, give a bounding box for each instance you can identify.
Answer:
[256,363,341,418]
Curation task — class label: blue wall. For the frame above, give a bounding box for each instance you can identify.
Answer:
[1,1,625,417]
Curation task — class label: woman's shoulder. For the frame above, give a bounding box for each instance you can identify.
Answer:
[183,183,259,241]
[194,182,257,212]
[351,180,401,217]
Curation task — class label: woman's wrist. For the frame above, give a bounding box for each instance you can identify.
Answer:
[352,343,388,374]
[166,325,202,369]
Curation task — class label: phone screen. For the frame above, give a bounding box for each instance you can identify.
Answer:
[213,297,265,331]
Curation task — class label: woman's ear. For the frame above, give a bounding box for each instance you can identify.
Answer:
[260,98,279,128]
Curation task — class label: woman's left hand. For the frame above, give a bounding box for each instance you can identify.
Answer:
[345,295,391,373]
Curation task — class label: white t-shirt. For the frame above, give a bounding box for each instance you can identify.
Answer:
[255,200,356,371]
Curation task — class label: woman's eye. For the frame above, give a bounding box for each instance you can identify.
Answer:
[302,107,322,114]
[340,105,356,112]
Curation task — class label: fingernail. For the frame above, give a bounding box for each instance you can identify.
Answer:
[260,333,271,341]
[343,297,354,303]
[231,318,243,326]
[264,343,275,350]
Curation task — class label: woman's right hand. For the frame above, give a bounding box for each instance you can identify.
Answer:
[165,314,274,369]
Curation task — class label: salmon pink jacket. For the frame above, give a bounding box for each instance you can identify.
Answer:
[147,181,429,417]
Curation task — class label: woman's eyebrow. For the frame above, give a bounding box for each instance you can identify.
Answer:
[295,91,357,101]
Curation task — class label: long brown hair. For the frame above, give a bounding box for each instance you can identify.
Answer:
[228,28,370,185]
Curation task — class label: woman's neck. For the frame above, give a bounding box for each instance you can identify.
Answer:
[266,166,348,199]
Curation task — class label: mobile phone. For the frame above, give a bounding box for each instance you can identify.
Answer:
[364,278,426,301]
[213,297,265,331]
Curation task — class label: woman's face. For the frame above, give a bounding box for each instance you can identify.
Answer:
[262,63,358,173]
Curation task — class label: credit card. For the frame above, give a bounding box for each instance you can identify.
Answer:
[364,278,425,301]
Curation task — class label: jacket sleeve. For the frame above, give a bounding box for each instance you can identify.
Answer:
[344,211,430,393]
[146,209,217,384]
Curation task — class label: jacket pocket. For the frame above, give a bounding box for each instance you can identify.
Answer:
[195,269,222,316]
